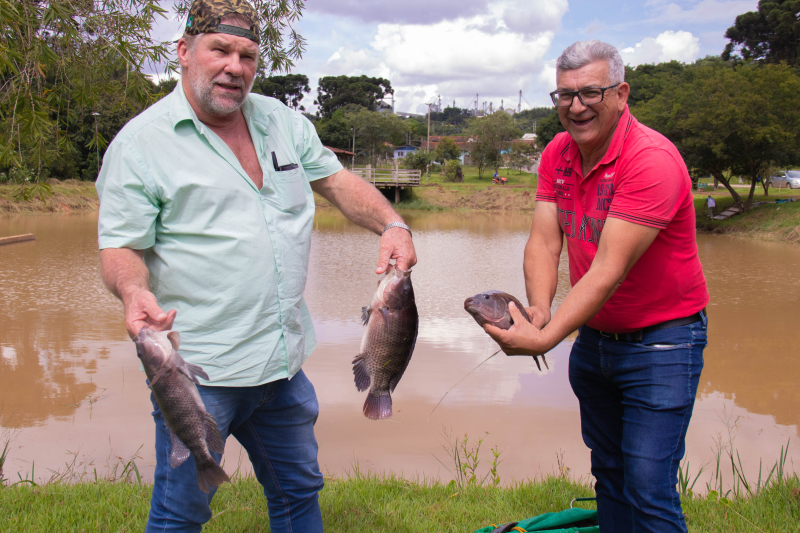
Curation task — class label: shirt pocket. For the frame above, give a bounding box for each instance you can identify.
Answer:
[271,167,306,213]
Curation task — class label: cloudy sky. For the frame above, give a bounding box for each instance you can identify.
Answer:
[152,0,757,115]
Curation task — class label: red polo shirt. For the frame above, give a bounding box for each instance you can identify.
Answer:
[536,106,708,332]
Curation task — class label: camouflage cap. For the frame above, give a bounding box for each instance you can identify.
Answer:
[184,0,260,44]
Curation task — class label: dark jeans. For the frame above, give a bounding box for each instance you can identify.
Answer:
[569,314,707,533]
[145,369,324,533]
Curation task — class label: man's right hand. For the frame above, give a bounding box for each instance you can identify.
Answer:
[122,288,176,339]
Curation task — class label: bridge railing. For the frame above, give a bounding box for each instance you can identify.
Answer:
[351,168,421,187]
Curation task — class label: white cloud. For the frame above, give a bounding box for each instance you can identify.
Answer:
[621,30,701,66]
[322,0,568,113]
[645,0,758,24]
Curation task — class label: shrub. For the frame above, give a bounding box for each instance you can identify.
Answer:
[402,150,432,171]
[444,160,462,182]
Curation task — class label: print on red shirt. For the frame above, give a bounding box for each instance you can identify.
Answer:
[534,105,708,332]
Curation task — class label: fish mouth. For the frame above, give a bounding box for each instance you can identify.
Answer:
[135,326,149,343]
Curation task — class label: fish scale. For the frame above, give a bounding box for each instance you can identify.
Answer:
[135,328,231,493]
[353,266,419,420]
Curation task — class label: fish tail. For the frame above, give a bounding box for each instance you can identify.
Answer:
[196,458,231,494]
[363,390,392,420]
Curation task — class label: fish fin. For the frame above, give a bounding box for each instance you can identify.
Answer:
[167,331,181,350]
[363,390,392,420]
[186,363,209,385]
[379,307,390,325]
[389,319,419,394]
[532,355,542,371]
[204,412,225,455]
[196,458,230,494]
[149,364,170,388]
[361,306,371,326]
[352,354,371,392]
[169,428,192,469]
[541,354,549,370]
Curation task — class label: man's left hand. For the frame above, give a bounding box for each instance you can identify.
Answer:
[484,301,555,356]
[376,227,417,274]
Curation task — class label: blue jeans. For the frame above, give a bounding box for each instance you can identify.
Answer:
[146,369,324,533]
[569,314,707,533]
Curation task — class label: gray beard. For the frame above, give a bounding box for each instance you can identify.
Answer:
[187,69,254,117]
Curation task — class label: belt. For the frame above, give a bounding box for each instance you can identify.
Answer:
[593,309,705,343]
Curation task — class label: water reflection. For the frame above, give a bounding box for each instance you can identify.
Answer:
[0,211,798,487]
[0,215,125,427]
[698,234,800,431]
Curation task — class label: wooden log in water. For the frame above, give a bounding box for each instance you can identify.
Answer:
[0,233,35,246]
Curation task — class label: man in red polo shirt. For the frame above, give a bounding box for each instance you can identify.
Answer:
[486,40,708,533]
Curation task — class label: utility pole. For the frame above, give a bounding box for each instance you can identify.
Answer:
[351,126,356,169]
[426,103,433,151]
[425,102,433,183]
[518,90,522,113]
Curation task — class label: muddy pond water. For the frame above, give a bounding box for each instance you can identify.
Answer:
[1,210,798,490]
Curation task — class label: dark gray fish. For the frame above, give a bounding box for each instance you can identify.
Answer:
[464,290,549,371]
[134,328,230,493]
[353,265,419,420]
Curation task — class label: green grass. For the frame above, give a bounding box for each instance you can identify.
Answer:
[2,428,798,532]
[1,472,797,532]
[693,191,800,241]
[0,180,98,213]
[421,164,538,187]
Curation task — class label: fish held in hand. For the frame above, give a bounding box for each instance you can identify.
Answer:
[134,327,230,493]
[353,264,419,420]
[464,290,549,371]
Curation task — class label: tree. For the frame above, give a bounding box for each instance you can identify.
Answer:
[402,150,432,172]
[346,108,407,163]
[625,61,687,107]
[443,159,462,182]
[633,61,800,207]
[0,0,306,200]
[433,137,461,163]
[251,73,310,110]
[722,0,800,66]
[513,107,557,134]
[534,112,566,150]
[314,108,353,150]
[468,141,495,178]
[314,75,393,119]
[466,112,519,173]
[507,140,536,174]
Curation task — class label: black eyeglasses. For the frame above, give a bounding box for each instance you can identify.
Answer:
[550,84,620,107]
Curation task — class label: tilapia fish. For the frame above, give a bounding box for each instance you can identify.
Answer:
[134,327,230,493]
[353,265,419,420]
[464,290,549,371]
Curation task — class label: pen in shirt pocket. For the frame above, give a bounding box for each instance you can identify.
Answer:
[272,151,299,172]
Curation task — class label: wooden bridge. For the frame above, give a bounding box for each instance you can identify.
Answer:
[351,167,421,203]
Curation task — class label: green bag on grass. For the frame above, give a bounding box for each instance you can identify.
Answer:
[474,507,599,533]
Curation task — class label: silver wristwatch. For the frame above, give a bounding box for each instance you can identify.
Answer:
[382,221,412,236]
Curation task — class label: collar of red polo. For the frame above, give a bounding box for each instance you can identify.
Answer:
[561,104,635,170]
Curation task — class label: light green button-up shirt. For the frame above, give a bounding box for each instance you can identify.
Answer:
[96,82,343,386]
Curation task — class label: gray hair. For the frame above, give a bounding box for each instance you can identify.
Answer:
[556,40,625,85]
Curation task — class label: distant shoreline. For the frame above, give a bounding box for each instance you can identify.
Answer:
[3,181,799,245]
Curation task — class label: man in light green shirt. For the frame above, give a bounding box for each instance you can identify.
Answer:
[97,1,415,531]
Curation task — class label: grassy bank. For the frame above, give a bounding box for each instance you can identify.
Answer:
[1,472,798,532]
[0,181,99,214]
[4,174,800,246]
[693,191,800,243]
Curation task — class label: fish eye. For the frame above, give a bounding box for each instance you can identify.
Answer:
[483,294,490,299]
